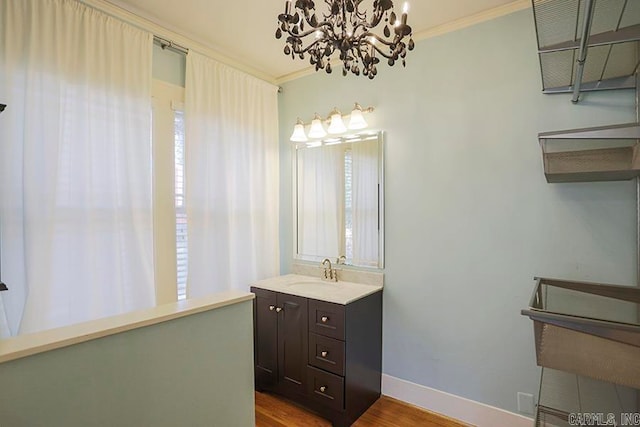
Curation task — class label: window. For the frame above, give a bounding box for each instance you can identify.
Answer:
[344,148,353,260]
[174,111,187,300]
[151,79,185,304]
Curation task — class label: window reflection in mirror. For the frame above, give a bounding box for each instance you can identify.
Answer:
[294,132,384,268]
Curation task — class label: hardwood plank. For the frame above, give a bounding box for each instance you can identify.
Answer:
[255,391,330,427]
[255,392,472,427]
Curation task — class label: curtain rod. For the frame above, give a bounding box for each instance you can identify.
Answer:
[153,35,188,56]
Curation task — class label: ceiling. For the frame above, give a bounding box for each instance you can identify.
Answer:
[106,0,526,82]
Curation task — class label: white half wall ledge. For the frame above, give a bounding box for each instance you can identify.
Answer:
[382,374,534,427]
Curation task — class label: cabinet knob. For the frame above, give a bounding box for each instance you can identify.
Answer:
[269,305,275,311]
[319,386,326,393]
[321,351,328,358]
[321,316,329,323]
[275,307,283,313]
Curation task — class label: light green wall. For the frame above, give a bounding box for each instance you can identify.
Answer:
[0,301,255,426]
[278,9,637,414]
[153,43,186,87]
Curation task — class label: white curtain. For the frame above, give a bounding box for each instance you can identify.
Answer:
[352,140,379,266]
[185,52,279,297]
[297,145,345,258]
[0,0,155,336]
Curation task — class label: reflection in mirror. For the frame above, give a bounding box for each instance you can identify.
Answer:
[294,132,383,268]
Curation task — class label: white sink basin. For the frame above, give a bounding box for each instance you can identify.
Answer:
[251,274,383,305]
[284,281,341,292]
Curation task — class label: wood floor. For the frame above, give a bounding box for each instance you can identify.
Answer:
[255,391,471,427]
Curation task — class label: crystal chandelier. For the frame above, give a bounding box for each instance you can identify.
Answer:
[276,0,414,79]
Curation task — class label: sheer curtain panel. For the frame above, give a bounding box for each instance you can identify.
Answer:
[351,140,380,267]
[0,0,155,336]
[297,145,345,258]
[185,52,279,297]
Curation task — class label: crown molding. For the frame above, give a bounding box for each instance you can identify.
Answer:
[275,0,531,85]
[412,0,530,42]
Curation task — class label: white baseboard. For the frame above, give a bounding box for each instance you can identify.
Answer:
[382,374,534,427]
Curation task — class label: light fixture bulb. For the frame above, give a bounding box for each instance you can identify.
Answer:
[348,103,368,130]
[403,2,409,13]
[308,113,327,139]
[290,118,308,142]
[327,108,347,134]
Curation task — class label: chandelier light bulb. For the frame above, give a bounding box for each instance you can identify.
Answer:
[290,118,308,142]
[308,114,327,139]
[327,109,347,134]
[403,2,410,14]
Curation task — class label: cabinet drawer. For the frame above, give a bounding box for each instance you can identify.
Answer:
[308,333,345,376]
[309,299,345,340]
[306,366,345,411]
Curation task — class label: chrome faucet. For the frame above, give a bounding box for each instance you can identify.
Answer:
[321,258,337,282]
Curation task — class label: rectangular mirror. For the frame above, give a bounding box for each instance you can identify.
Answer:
[293,131,384,268]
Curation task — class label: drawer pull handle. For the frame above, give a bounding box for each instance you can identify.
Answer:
[275,307,283,313]
[319,386,327,393]
[321,316,329,323]
[269,305,275,311]
[321,351,328,357]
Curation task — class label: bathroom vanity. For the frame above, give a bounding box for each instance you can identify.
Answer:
[251,274,383,427]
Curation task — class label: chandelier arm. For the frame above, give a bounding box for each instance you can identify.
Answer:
[350,22,371,37]
[354,42,394,61]
[352,0,368,19]
[361,33,395,48]
[284,21,336,39]
[297,39,329,55]
[369,44,395,60]
[353,36,398,61]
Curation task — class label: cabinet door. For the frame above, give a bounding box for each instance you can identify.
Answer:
[252,287,278,390]
[277,293,308,397]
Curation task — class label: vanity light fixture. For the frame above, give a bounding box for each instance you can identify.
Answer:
[290,118,308,142]
[289,103,375,142]
[308,113,328,139]
[348,103,369,130]
[327,108,347,134]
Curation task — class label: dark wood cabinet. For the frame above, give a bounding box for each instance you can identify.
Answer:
[277,292,308,397]
[251,286,382,427]
[253,287,278,388]
[253,288,308,397]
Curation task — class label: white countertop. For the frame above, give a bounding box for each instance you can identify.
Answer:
[0,290,254,364]
[250,274,383,305]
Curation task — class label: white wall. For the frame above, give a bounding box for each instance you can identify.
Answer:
[278,9,637,414]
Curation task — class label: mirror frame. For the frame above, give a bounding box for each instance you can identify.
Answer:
[292,131,384,269]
